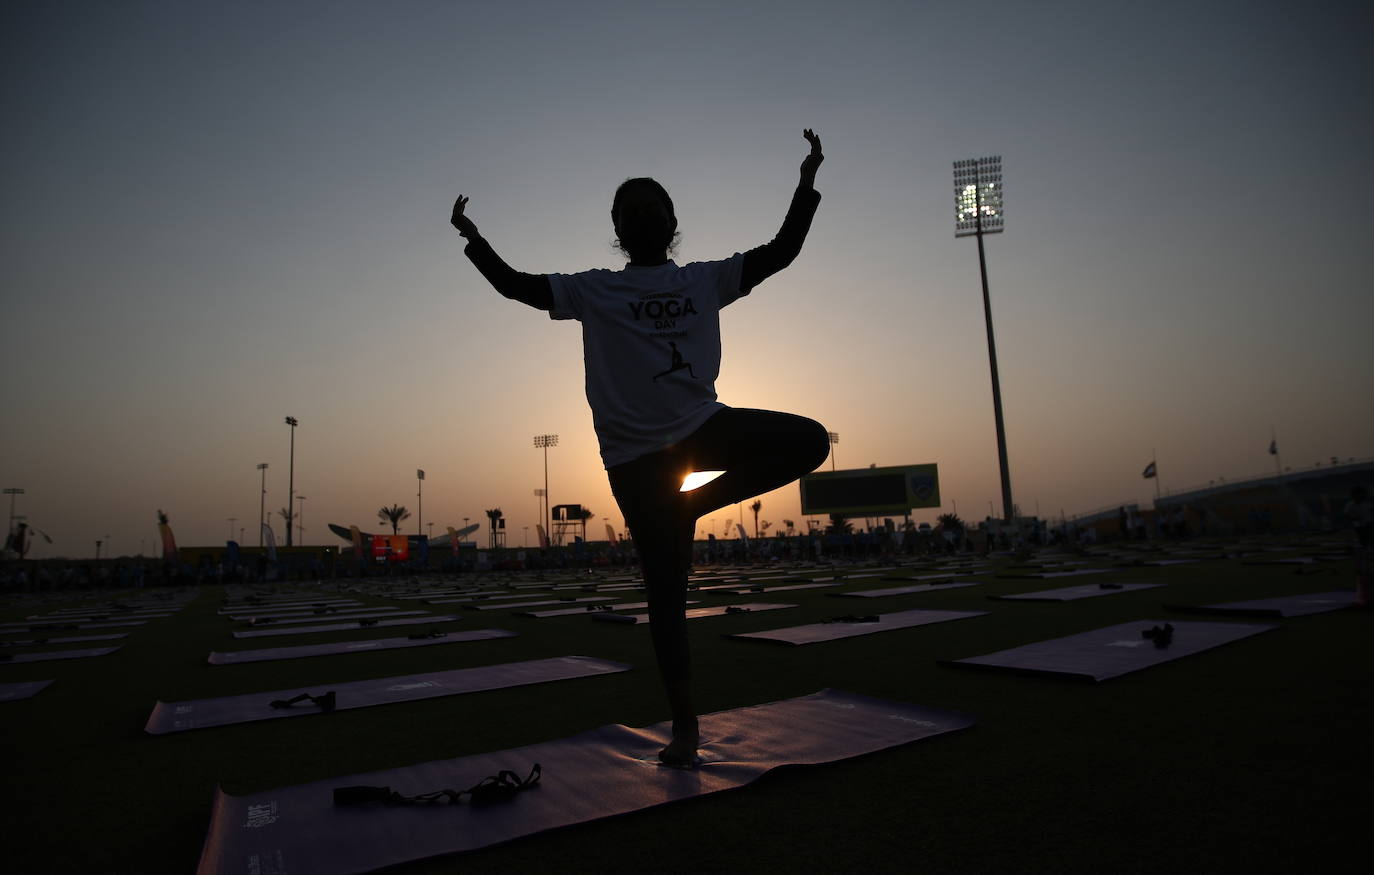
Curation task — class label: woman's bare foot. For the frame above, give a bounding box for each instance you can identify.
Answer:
[658,719,700,768]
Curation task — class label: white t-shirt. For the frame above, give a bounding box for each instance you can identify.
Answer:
[548,253,747,468]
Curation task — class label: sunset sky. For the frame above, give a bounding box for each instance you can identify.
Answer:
[3,0,1371,559]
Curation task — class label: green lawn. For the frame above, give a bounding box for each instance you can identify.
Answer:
[2,538,1368,874]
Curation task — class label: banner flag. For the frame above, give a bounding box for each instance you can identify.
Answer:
[1142,461,1157,479]
[159,522,178,559]
[1268,440,1278,455]
[536,524,549,549]
[605,522,617,543]
[736,523,750,545]
[447,526,460,553]
[264,524,277,562]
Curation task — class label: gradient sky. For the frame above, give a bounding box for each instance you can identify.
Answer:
[3,0,1371,559]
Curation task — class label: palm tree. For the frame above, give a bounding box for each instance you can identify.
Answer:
[378,504,410,535]
[577,506,594,541]
[760,520,773,536]
[783,519,795,536]
[750,499,763,538]
[827,513,853,535]
[485,508,503,549]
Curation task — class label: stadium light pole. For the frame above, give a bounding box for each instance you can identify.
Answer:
[4,488,23,544]
[256,464,268,547]
[284,417,298,546]
[827,432,839,471]
[416,469,425,536]
[533,435,558,542]
[954,156,1014,521]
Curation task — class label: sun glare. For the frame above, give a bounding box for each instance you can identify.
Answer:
[680,470,725,492]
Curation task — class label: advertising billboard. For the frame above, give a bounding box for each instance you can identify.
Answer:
[800,464,940,516]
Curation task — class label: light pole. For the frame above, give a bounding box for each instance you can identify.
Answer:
[256,464,268,546]
[284,416,298,546]
[954,156,1013,521]
[295,496,306,545]
[827,432,839,471]
[4,488,23,546]
[416,469,425,535]
[533,435,558,543]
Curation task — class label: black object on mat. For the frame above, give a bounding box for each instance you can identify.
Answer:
[194,689,975,875]
[207,629,516,665]
[940,619,1275,682]
[146,656,630,734]
[1163,591,1354,618]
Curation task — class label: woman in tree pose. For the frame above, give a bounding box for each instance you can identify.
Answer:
[451,129,830,767]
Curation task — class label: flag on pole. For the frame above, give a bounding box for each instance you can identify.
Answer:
[1268,440,1278,455]
[263,523,278,562]
[1142,461,1157,479]
[417,469,425,480]
[536,524,549,549]
[158,510,178,559]
[605,522,617,543]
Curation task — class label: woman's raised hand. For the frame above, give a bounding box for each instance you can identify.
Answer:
[800,129,824,186]
[450,195,479,238]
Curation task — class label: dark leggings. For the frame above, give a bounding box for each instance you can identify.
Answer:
[607,407,830,686]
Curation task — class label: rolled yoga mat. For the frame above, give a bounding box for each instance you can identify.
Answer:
[940,619,1275,682]
[990,583,1163,601]
[194,688,975,875]
[730,609,988,646]
[208,629,518,665]
[1162,591,1355,618]
[146,656,629,734]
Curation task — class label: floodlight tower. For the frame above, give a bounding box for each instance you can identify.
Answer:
[533,434,558,543]
[256,463,268,547]
[954,156,1014,521]
[284,416,298,546]
[827,432,839,471]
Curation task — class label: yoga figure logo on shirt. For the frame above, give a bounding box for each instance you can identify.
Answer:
[653,341,696,382]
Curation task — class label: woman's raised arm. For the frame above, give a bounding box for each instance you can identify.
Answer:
[739,130,825,293]
[451,194,554,312]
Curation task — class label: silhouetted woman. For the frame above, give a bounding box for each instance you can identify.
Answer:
[451,130,830,767]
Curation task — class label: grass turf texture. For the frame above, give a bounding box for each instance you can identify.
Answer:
[1,536,1368,874]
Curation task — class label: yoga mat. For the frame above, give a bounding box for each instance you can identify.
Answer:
[519,596,703,618]
[731,609,988,646]
[0,618,146,632]
[208,630,518,665]
[194,688,975,875]
[233,615,461,638]
[832,581,982,598]
[997,568,1112,580]
[146,656,630,734]
[725,582,838,595]
[592,603,798,625]
[1163,592,1355,618]
[468,597,616,611]
[941,619,1275,682]
[991,583,1163,602]
[1,679,54,702]
[0,646,120,664]
[1,633,127,646]
[218,600,361,615]
[237,610,427,627]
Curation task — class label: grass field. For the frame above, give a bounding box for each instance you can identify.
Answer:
[2,536,1369,874]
